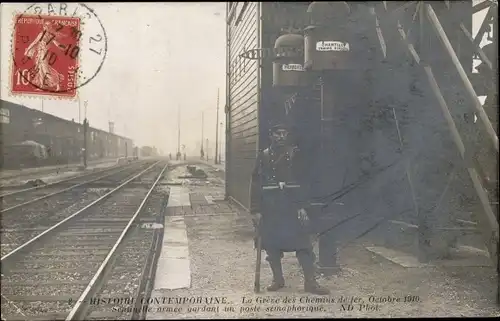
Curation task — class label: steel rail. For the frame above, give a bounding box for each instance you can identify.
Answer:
[0,160,136,198]
[0,158,127,181]
[0,161,160,262]
[65,162,169,320]
[0,161,146,214]
[135,215,164,320]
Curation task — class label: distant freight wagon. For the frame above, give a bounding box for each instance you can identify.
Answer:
[0,99,133,169]
[140,146,158,157]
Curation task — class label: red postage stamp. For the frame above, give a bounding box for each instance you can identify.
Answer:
[11,14,81,98]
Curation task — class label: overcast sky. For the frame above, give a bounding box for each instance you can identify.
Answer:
[1,2,226,155]
[0,2,492,155]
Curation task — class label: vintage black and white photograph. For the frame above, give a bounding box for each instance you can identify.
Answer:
[0,1,499,319]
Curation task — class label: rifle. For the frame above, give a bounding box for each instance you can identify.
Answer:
[254,218,262,293]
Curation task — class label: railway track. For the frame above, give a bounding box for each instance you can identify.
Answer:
[0,160,144,212]
[0,159,120,182]
[0,161,157,257]
[0,160,170,320]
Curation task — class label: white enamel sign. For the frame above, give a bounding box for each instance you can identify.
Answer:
[316,41,350,52]
[282,64,304,71]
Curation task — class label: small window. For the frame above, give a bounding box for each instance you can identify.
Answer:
[0,107,10,124]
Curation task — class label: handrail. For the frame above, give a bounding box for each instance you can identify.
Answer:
[426,4,499,154]
[473,5,496,48]
[459,24,493,71]
[474,0,497,13]
[438,1,495,72]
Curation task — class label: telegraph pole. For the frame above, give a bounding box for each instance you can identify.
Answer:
[82,124,88,168]
[219,122,223,163]
[201,111,205,159]
[206,138,209,161]
[83,100,88,165]
[83,118,88,168]
[177,105,181,159]
[215,88,220,164]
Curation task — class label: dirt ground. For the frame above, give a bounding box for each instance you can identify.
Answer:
[145,164,500,319]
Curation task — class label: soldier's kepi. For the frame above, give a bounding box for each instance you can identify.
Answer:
[250,121,329,295]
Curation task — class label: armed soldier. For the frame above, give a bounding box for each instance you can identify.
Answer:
[250,122,329,295]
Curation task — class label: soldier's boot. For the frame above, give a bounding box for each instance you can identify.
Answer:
[267,260,285,291]
[297,249,330,295]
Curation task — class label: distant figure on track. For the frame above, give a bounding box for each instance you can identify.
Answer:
[250,122,329,295]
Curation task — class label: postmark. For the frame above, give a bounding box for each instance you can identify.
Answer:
[10,3,107,99]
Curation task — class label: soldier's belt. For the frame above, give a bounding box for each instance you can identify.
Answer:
[262,183,301,190]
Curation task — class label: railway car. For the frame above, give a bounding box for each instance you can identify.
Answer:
[0,99,134,168]
[140,146,156,157]
[3,140,48,169]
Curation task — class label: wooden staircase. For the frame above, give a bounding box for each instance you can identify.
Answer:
[373,1,498,265]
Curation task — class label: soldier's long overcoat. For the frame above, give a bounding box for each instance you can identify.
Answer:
[250,145,312,251]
